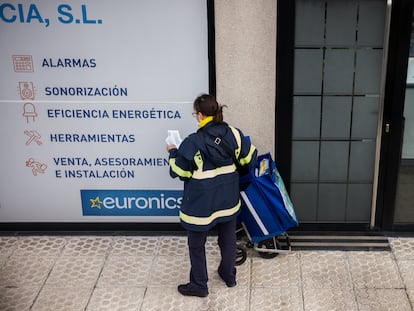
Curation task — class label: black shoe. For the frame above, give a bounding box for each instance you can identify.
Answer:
[218,271,237,288]
[177,283,208,297]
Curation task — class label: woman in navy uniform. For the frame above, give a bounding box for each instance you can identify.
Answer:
[166,94,257,297]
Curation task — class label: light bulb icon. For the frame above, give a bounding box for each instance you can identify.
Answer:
[22,103,37,123]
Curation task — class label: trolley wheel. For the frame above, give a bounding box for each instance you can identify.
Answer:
[236,224,247,240]
[235,246,247,266]
[257,237,280,259]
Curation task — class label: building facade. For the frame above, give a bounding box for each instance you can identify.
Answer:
[1,0,412,232]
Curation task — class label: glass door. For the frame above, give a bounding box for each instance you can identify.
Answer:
[289,0,387,224]
[394,14,414,224]
[276,0,414,231]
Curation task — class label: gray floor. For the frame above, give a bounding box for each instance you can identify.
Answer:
[1,235,414,310]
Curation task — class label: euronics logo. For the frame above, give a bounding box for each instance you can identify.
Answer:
[81,190,182,216]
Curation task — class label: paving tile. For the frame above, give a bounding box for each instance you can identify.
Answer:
[198,286,249,311]
[86,286,146,311]
[0,256,55,286]
[300,251,351,289]
[252,253,300,287]
[0,255,8,268]
[250,286,304,311]
[237,236,261,259]
[0,236,18,257]
[355,288,412,311]
[61,236,112,257]
[205,236,222,258]
[31,286,92,311]
[148,255,191,286]
[303,285,357,311]
[407,289,414,307]
[389,238,414,261]
[141,286,203,311]
[12,236,66,257]
[4,234,414,310]
[0,285,41,311]
[97,255,153,287]
[207,256,250,287]
[158,236,188,256]
[396,260,414,289]
[348,251,404,289]
[45,256,105,288]
[141,286,249,311]
[110,236,159,256]
[241,245,260,260]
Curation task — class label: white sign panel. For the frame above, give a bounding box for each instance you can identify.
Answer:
[0,0,209,222]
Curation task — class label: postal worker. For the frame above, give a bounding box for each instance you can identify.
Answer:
[166,94,257,297]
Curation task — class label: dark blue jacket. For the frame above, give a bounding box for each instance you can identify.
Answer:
[168,120,257,231]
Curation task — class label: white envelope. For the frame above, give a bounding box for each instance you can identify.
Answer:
[165,130,182,148]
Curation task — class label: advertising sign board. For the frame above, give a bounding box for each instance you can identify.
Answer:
[0,0,210,222]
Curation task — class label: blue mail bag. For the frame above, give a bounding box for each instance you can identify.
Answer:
[239,153,298,244]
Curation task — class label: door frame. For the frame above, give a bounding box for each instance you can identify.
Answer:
[275,0,295,190]
[376,0,414,231]
[275,0,414,232]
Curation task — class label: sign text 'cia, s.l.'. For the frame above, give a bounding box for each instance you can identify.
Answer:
[0,3,103,28]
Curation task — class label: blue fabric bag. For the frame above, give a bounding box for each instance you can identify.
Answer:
[239,153,299,243]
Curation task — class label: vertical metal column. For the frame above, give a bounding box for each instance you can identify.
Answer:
[370,0,393,229]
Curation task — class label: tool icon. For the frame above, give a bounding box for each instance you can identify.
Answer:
[24,130,42,146]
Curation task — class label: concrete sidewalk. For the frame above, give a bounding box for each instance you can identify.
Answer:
[0,234,413,310]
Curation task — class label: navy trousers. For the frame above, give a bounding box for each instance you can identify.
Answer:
[187,217,237,291]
